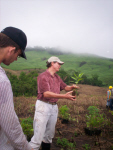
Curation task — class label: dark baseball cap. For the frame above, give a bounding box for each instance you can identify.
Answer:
[1,26,27,59]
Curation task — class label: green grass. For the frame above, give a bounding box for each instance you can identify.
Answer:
[1,50,113,85]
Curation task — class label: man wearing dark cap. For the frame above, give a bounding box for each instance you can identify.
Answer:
[0,27,33,150]
[29,56,79,150]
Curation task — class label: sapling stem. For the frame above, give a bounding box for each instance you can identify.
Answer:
[71,72,84,96]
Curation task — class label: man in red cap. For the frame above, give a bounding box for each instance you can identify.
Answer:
[0,27,33,150]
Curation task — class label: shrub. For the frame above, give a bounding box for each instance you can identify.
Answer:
[86,106,109,130]
[57,137,76,149]
[59,105,70,120]
[90,74,103,86]
[57,137,68,148]
[57,69,71,84]
[8,71,37,96]
[20,117,33,141]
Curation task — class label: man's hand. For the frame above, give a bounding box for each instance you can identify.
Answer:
[65,91,76,101]
[64,84,80,91]
[72,84,80,90]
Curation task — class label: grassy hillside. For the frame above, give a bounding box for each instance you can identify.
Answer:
[1,50,113,85]
[15,84,113,149]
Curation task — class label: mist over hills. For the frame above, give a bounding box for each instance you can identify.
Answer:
[26,46,109,58]
[26,46,113,61]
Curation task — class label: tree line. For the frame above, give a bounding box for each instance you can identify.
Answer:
[7,69,104,97]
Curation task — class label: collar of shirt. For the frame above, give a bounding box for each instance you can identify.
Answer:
[46,69,57,78]
[0,66,6,74]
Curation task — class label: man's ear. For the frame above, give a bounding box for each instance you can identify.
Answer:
[8,46,16,53]
[51,62,54,66]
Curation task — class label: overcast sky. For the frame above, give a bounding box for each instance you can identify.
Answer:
[0,0,113,58]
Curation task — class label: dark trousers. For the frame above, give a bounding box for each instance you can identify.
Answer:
[110,99,113,110]
[41,142,51,150]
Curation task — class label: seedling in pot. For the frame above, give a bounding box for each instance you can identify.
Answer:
[59,105,70,123]
[71,72,84,97]
[85,106,110,136]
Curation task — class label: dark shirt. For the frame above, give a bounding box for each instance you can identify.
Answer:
[37,69,67,102]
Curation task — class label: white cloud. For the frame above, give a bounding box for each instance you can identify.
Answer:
[1,0,113,58]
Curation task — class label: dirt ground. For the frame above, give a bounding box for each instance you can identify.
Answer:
[14,84,113,150]
[4,68,45,77]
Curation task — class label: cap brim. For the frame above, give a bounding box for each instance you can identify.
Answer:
[20,49,27,59]
[58,61,64,65]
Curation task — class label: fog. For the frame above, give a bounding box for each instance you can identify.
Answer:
[0,0,113,58]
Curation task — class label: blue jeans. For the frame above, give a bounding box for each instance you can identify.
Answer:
[110,99,113,110]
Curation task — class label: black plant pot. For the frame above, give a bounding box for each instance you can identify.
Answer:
[84,127,101,136]
[61,119,69,124]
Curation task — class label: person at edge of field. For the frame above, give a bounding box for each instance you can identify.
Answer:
[106,86,112,108]
[29,56,80,150]
[110,86,113,110]
[0,27,33,150]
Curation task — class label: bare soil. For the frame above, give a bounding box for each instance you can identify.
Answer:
[14,84,113,150]
[4,68,45,77]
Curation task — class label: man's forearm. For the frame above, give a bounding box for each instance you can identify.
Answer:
[43,90,76,101]
[65,85,79,91]
[64,86,73,91]
[43,91,66,99]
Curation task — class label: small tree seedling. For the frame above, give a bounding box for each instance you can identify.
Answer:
[71,72,84,96]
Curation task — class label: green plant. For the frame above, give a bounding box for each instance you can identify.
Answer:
[82,144,91,150]
[20,117,33,141]
[59,105,70,120]
[67,142,76,150]
[74,131,78,137]
[86,106,108,130]
[57,137,68,148]
[8,71,37,97]
[71,72,84,96]
[28,104,35,114]
[109,110,113,116]
[57,69,71,84]
[71,72,84,84]
[56,137,76,149]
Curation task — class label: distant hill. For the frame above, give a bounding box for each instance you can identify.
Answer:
[1,48,113,85]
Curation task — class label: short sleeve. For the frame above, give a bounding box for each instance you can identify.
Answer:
[38,75,50,93]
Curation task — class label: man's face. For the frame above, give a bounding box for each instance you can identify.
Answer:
[3,47,22,65]
[52,62,61,72]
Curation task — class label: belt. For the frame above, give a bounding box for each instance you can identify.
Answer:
[39,99,57,105]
